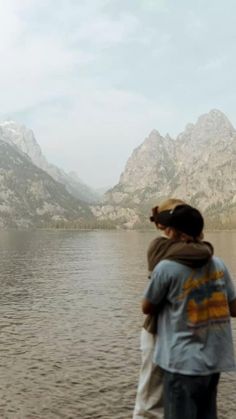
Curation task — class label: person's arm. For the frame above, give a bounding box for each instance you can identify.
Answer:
[147,236,168,272]
[229,299,236,317]
[142,299,157,314]
[142,261,171,314]
[223,261,236,317]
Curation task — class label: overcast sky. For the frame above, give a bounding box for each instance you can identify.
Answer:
[0,0,235,188]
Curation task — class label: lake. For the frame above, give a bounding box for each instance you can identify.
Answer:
[0,230,235,418]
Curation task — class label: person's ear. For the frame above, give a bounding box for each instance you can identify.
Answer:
[156,223,166,230]
[164,227,174,237]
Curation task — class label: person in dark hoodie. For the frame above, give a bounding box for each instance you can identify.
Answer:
[133,199,214,419]
[142,204,236,419]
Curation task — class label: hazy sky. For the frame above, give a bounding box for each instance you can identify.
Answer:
[0,0,235,188]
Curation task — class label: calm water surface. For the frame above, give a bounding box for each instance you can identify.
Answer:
[0,230,236,418]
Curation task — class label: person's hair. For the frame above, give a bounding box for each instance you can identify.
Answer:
[150,198,186,237]
[150,198,185,222]
[158,198,185,212]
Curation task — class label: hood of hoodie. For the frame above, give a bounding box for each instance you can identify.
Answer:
[147,237,214,271]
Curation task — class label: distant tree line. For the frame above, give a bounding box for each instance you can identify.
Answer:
[43,219,117,230]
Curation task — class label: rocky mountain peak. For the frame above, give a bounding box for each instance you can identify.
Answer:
[0,120,46,167]
[0,120,100,203]
[176,109,235,153]
[0,137,94,228]
[119,129,174,186]
[103,128,176,206]
[147,129,161,138]
[139,129,163,151]
[103,109,236,228]
[142,129,174,150]
[196,108,234,135]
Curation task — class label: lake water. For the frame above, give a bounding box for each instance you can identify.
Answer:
[0,230,236,418]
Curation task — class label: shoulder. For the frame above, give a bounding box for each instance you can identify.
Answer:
[147,236,167,252]
[153,259,188,276]
[147,236,169,271]
[210,256,228,269]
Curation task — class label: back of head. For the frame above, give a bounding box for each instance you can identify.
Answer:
[156,204,204,239]
[150,197,186,231]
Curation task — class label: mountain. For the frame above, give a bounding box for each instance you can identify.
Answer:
[0,121,100,203]
[1,110,235,229]
[98,109,236,229]
[0,138,95,228]
[104,129,175,207]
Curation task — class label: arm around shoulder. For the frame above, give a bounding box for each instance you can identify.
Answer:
[142,298,157,315]
[229,298,236,317]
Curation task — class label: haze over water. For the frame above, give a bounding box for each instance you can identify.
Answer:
[0,230,235,418]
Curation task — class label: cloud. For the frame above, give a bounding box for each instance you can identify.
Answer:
[75,14,140,46]
[197,57,228,73]
[0,0,142,114]
[0,0,236,187]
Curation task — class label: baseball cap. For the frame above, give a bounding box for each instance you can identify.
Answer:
[153,204,204,238]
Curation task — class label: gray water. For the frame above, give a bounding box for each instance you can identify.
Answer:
[0,230,235,419]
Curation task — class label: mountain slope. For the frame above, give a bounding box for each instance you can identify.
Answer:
[0,121,100,203]
[102,109,236,228]
[104,130,175,208]
[0,139,94,228]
